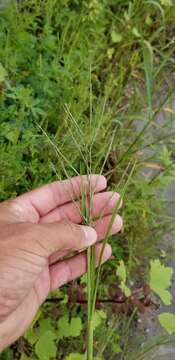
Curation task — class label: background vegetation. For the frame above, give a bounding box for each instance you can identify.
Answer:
[0,0,175,359]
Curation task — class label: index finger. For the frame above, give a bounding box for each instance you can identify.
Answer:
[16,175,107,218]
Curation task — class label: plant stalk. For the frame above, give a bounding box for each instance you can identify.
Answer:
[87,314,94,360]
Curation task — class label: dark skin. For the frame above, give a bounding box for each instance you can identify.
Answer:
[0,175,122,350]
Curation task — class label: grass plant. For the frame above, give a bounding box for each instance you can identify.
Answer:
[0,1,175,359]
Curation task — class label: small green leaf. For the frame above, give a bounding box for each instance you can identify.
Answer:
[117,261,131,297]
[111,31,122,43]
[35,330,57,360]
[158,313,175,334]
[38,319,55,336]
[70,317,83,337]
[92,310,106,330]
[117,260,126,283]
[80,273,87,284]
[122,283,131,297]
[57,316,82,339]
[145,14,153,26]
[160,146,172,167]
[112,342,122,354]
[150,259,173,305]
[132,27,141,38]
[57,316,69,339]
[107,47,115,59]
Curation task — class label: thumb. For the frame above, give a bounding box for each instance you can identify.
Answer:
[29,220,97,257]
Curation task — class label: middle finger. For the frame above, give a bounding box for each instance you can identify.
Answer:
[40,191,122,224]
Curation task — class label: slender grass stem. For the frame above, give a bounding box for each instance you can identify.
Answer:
[91,162,136,318]
[86,66,95,360]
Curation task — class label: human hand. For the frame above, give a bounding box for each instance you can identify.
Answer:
[0,175,122,350]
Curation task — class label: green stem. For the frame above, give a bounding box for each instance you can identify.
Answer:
[87,68,95,359]
[92,162,136,316]
[87,245,95,360]
[87,316,94,360]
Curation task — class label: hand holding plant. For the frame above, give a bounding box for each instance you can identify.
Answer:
[0,175,122,351]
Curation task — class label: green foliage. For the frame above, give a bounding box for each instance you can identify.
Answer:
[111,342,122,354]
[35,331,57,360]
[116,260,131,297]
[149,259,173,305]
[92,310,106,331]
[24,317,57,359]
[158,313,175,334]
[24,327,39,346]
[24,317,55,346]
[57,316,83,339]
[0,349,13,360]
[111,30,123,44]
[159,145,173,167]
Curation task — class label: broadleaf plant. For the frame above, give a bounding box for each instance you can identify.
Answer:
[149,259,173,305]
[116,260,131,297]
[57,316,83,340]
[35,330,57,360]
[158,312,175,335]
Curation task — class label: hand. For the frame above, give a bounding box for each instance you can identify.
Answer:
[0,175,122,350]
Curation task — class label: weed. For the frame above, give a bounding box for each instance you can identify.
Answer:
[0,1,175,359]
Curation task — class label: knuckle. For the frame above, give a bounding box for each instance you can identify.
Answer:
[0,200,25,223]
[0,199,38,224]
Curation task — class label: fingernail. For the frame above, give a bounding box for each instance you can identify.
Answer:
[82,226,97,246]
[109,215,123,235]
[114,215,123,229]
[102,244,112,261]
